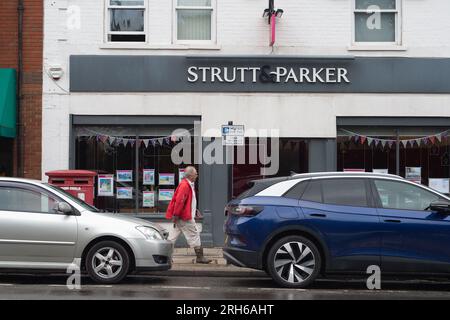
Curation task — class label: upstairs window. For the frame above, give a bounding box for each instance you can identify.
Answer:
[353,0,402,45]
[175,0,215,42]
[107,0,146,42]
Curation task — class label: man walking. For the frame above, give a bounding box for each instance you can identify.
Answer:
[166,166,212,264]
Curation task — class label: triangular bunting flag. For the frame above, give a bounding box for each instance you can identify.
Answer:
[360,136,367,144]
[430,136,436,144]
[436,134,442,142]
[143,139,149,148]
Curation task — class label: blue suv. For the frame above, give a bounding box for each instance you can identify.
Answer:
[223,172,450,288]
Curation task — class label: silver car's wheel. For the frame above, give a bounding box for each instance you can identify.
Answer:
[274,242,315,284]
[86,241,130,284]
[92,247,123,279]
[267,236,321,288]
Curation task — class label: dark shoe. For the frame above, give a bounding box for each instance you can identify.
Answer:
[194,247,212,264]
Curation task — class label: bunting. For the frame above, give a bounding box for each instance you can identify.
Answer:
[79,129,193,149]
[340,129,450,149]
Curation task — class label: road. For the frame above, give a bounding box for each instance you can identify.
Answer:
[0,271,450,299]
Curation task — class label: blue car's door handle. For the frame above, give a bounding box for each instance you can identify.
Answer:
[384,219,401,223]
[310,213,327,218]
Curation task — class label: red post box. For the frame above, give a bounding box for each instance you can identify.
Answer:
[46,170,97,205]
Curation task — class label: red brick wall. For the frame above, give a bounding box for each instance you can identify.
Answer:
[0,0,42,179]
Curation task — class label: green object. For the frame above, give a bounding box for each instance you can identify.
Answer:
[0,69,17,138]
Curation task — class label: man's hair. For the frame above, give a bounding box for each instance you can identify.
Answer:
[184,166,197,177]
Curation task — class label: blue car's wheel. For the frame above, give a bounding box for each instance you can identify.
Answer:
[267,235,321,288]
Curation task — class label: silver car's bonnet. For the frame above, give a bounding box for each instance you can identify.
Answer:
[91,212,164,230]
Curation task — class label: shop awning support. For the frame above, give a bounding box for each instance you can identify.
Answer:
[396,129,400,175]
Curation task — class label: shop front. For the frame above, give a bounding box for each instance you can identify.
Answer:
[55,54,450,246]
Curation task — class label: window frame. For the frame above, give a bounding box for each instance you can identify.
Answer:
[173,0,217,45]
[370,178,447,212]
[351,0,403,48]
[105,0,148,43]
[0,182,76,216]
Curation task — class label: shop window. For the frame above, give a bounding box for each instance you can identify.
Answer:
[232,138,308,198]
[353,0,402,45]
[337,127,450,194]
[174,0,215,43]
[0,137,13,176]
[75,126,196,216]
[106,0,146,42]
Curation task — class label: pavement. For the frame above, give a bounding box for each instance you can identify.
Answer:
[169,247,263,277]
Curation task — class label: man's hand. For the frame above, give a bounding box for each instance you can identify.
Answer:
[172,216,179,227]
[195,209,203,219]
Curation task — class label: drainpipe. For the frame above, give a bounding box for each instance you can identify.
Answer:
[17,0,24,177]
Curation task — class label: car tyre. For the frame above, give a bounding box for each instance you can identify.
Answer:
[267,235,321,288]
[86,241,130,284]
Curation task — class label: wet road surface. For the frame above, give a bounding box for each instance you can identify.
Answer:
[0,272,450,299]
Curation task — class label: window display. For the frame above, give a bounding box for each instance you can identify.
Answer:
[143,191,155,207]
[75,125,196,215]
[337,127,450,188]
[143,169,155,185]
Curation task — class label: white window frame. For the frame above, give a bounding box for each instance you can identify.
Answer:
[105,0,148,43]
[173,0,217,45]
[351,0,403,49]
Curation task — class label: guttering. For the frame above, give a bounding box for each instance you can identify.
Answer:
[17,0,24,177]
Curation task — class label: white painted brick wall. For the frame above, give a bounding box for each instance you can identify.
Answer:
[42,0,450,178]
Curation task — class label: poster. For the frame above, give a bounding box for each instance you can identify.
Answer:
[406,167,421,184]
[143,169,155,185]
[98,175,114,197]
[117,187,133,199]
[159,173,175,185]
[179,168,186,181]
[343,168,365,172]
[373,169,389,174]
[429,178,450,194]
[159,189,174,201]
[116,170,133,182]
[143,191,155,207]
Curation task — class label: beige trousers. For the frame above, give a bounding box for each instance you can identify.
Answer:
[169,219,201,248]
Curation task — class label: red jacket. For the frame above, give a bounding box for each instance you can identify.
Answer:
[166,178,193,221]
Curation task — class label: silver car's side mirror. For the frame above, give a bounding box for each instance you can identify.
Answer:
[55,202,73,215]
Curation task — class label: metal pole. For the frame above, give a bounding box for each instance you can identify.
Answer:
[135,133,139,214]
[396,129,400,175]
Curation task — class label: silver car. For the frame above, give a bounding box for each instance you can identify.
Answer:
[0,178,173,284]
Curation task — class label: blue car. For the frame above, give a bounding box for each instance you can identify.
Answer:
[223,172,450,288]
